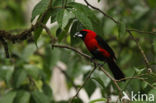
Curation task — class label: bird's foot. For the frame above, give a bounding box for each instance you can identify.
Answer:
[97,63,104,67]
[90,57,96,62]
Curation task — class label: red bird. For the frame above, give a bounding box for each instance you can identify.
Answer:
[74,29,125,80]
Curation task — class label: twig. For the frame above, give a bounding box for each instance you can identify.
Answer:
[117,73,156,89]
[52,44,91,59]
[127,29,156,36]
[84,0,119,24]
[127,30,152,73]
[40,23,57,44]
[69,63,97,103]
[52,44,123,100]
[99,66,122,98]
[83,0,153,72]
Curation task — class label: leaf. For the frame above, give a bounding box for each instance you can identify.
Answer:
[56,9,64,28]
[134,67,145,75]
[98,0,101,2]
[31,91,50,103]
[12,69,27,88]
[34,26,42,46]
[24,64,40,79]
[118,21,126,37]
[68,2,93,30]
[0,91,16,103]
[33,1,52,44]
[84,79,96,97]
[70,20,83,45]
[50,8,61,23]
[92,77,105,89]
[42,83,53,99]
[57,9,74,29]
[52,0,63,7]
[0,66,14,86]
[132,5,149,20]
[21,44,36,61]
[31,0,50,21]
[89,98,106,103]
[14,90,30,103]
[147,0,156,8]
[56,19,74,42]
[43,47,61,80]
[103,19,116,34]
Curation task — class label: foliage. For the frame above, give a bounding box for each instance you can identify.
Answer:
[0,0,156,103]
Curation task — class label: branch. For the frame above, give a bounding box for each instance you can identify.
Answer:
[127,29,156,36]
[0,0,53,57]
[83,0,152,72]
[40,23,57,44]
[127,30,152,72]
[84,0,119,24]
[99,66,122,97]
[52,44,91,59]
[70,63,97,103]
[52,44,122,100]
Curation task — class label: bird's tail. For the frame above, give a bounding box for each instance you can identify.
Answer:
[107,59,125,80]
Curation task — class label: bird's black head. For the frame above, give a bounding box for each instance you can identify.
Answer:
[74,30,88,40]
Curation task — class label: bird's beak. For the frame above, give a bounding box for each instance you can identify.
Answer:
[74,32,83,38]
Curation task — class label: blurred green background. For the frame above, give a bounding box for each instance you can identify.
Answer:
[0,0,156,103]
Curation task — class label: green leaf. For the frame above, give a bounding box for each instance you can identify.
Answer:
[56,9,64,28]
[34,26,42,46]
[56,19,74,42]
[98,0,101,2]
[43,47,61,80]
[21,44,36,61]
[33,9,51,44]
[52,0,63,7]
[12,69,27,88]
[70,20,83,45]
[42,83,53,98]
[84,79,96,97]
[118,21,126,37]
[50,8,61,23]
[89,98,106,103]
[31,0,50,21]
[24,64,40,79]
[103,19,116,34]
[92,77,105,89]
[0,91,16,103]
[134,67,145,75]
[14,90,30,103]
[68,2,93,30]
[0,66,14,86]
[57,9,74,29]
[147,0,156,8]
[31,91,50,103]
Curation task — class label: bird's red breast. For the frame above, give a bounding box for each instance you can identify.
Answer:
[82,29,110,57]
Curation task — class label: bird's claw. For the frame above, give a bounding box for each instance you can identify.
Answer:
[90,57,96,62]
[97,63,104,67]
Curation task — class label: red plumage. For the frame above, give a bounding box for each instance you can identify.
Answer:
[75,29,125,80]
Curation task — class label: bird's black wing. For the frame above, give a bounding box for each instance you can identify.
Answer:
[95,35,116,59]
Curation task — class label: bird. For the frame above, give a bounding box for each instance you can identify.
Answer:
[74,29,125,80]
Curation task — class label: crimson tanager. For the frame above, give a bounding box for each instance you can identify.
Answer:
[74,29,125,80]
